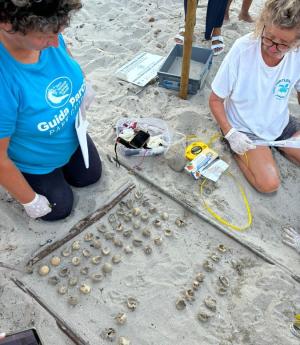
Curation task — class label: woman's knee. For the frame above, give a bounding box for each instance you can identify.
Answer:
[254,175,280,193]
[41,187,74,221]
[72,158,102,188]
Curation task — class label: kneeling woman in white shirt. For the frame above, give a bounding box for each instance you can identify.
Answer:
[209,0,300,193]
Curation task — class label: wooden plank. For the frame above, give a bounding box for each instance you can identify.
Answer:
[26,182,135,269]
[179,0,197,99]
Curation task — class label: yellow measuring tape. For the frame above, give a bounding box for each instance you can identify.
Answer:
[200,171,252,231]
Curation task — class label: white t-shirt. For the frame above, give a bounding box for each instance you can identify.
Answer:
[211,33,300,140]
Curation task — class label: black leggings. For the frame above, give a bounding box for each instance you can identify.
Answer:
[184,0,228,40]
[22,135,102,221]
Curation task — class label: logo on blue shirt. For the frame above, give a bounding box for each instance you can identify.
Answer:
[45,76,72,108]
[273,79,291,100]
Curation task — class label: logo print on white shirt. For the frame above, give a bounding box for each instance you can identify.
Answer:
[273,79,291,100]
[45,76,72,108]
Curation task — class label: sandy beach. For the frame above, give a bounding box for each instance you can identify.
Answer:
[1,0,300,344]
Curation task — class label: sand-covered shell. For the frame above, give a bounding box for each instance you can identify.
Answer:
[113,238,123,248]
[84,232,94,242]
[101,247,111,256]
[210,253,220,262]
[217,286,228,296]
[192,280,200,290]
[115,312,127,325]
[91,239,102,249]
[203,260,214,272]
[124,245,133,254]
[101,328,116,342]
[123,213,132,223]
[123,230,133,238]
[197,309,212,322]
[132,221,140,230]
[132,238,143,247]
[91,273,104,282]
[61,248,71,257]
[195,272,205,282]
[59,267,70,277]
[108,214,117,224]
[142,228,151,238]
[141,213,149,222]
[160,212,169,220]
[175,298,186,310]
[204,296,217,311]
[71,240,80,251]
[118,337,131,345]
[102,262,113,274]
[132,207,141,217]
[91,256,102,265]
[218,275,229,288]
[68,276,78,287]
[68,296,79,306]
[143,245,152,255]
[114,223,124,232]
[149,205,157,214]
[184,289,195,301]
[217,244,227,253]
[79,283,91,294]
[57,285,68,295]
[153,236,163,246]
[38,265,50,276]
[48,276,60,285]
[164,229,173,237]
[105,232,115,241]
[71,256,81,266]
[97,224,107,233]
[134,190,143,200]
[127,297,138,311]
[82,249,92,257]
[50,256,61,267]
[153,219,161,227]
[175,218,186,227]
[112,255,122,264]
[80,266,89,275]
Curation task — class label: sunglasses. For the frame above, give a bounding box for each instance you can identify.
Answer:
[261,26,291,53]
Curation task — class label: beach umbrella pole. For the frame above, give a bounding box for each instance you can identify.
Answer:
[179,0,197,99]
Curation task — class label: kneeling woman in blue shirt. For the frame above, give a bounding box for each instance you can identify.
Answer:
[0,0,102,221]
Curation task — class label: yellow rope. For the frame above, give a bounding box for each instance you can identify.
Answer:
[200,171,252,232]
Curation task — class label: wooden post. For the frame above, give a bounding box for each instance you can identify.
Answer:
[179,0,197,99]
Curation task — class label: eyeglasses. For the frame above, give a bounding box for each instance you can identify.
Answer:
[261,26,291,53]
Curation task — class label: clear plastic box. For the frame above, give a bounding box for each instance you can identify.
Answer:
[116,117,171,157]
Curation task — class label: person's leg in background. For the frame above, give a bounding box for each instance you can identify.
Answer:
[205,0,228,55]
[225,0,254,22]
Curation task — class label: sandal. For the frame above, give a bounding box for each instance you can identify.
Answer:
[211,35,225,56]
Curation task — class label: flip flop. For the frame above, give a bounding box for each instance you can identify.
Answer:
[211,35,225,56]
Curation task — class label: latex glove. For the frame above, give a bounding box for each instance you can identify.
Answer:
[224,128,256,155]
[282,226,300,253]
[22,193,52,219]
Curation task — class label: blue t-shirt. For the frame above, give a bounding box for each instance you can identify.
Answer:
[0,34,85,174]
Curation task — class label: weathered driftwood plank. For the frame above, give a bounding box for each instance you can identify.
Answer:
[26,182,135,268]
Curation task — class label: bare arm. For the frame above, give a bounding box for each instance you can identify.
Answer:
[0,137,35,204]
[209,91,232,135]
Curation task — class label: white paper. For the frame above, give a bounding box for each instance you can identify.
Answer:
[75,109,89,169]
[201,159,229,182]
[115,52,165,87]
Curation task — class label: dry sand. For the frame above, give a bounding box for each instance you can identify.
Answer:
[1,0,300,344]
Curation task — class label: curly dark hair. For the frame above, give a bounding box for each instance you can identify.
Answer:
[0,0,82,34]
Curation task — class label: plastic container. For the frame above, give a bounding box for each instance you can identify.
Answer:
[116,117,171,157]
[158,44,213,95]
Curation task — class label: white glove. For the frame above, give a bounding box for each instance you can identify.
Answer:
[282,226,300,253]
[22,193,52,219]
[224,128,256,155]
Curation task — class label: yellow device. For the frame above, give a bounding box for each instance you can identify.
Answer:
[185,141,208,160]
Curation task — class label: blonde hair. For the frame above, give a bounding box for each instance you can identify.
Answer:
[254,0,300,38]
